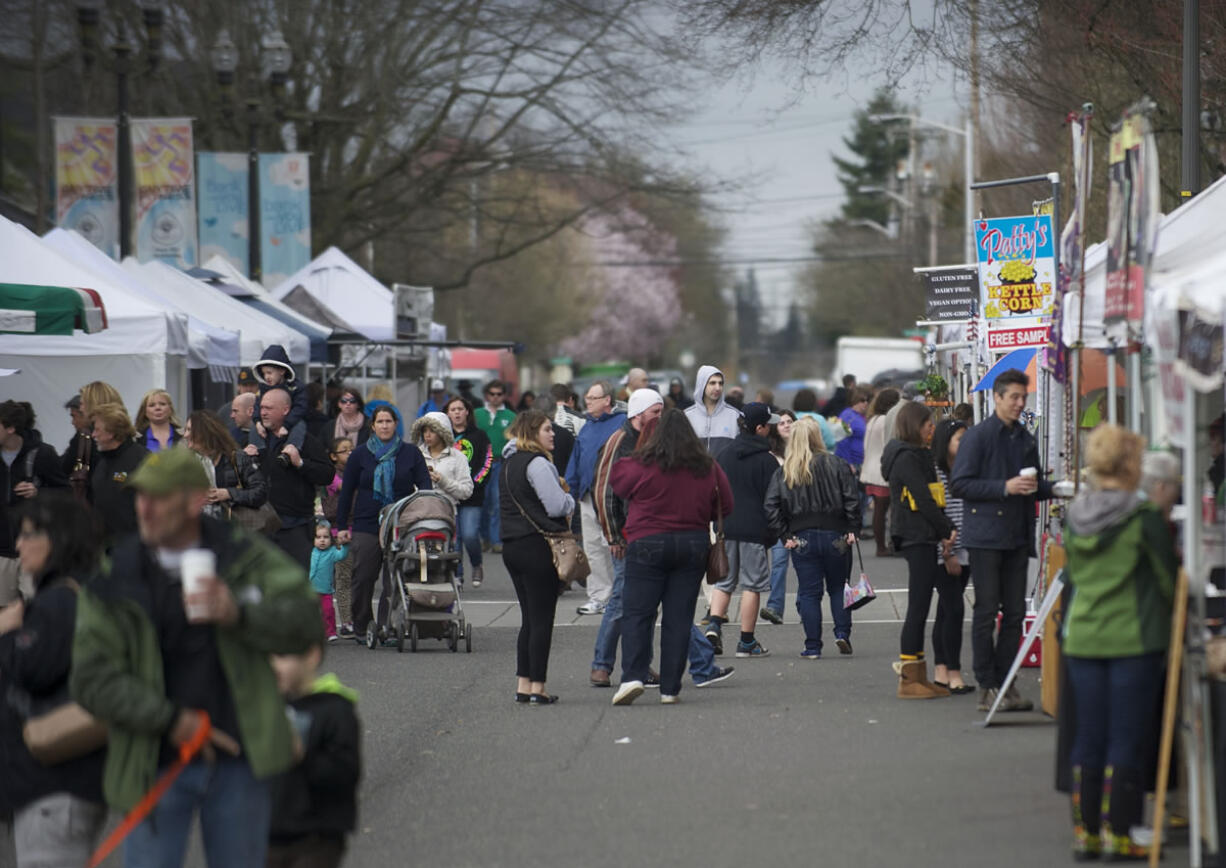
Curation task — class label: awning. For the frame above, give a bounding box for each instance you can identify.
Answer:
[0,283,107,335]
[971,348,1037,392]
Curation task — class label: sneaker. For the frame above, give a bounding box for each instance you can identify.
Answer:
[660,694,679,705]
[704,627,723,655]
[799,649,821,660]
[338,623,355,638]
[492,544,503,554]
[327,634,339,643]
[835,637,853,655]
[644,670,660,689]
[612,680,644,706]
[471,566,484,589]
[482,541,491,553]
[699,608,711,626]
[1001,685,1034,712]
[590,669,612,688]
[977,687,999,712]
[759,607,783,625]
[735,640,771,658]
[694,666,735,687]
[576,601,605,616]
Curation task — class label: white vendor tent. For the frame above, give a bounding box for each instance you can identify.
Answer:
[0,215,190,449]
[125,259,311,367]
[269,246,395,341]
[43,228,241,382]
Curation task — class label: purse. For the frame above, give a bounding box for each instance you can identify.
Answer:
[68,435,91,500]
[20,579,108,765]
[228,453,282,535]
[506,466,591,587]
[900,481,947,511]
[842,540,877,611]
[705,479,729,585]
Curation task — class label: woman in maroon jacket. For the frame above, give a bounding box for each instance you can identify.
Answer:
[610,410,733,706]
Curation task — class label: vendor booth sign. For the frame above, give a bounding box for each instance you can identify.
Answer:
[919,266,978,322]
[974,215,1055,320]
[987,324,1050,352]
[131,118,197,267]
[54,118,119,260]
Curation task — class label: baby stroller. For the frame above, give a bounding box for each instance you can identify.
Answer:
[368,490,471,653]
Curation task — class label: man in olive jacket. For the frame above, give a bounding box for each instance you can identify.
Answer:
[71,446,321,867]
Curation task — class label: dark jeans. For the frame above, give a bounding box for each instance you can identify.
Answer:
[791,529,852,653]
[969,546,1029,688]
[503,534,560,683]
[932,564,971,669]
[457,505,483,577]
[1066,653,1164,770]
[266,834,345,868]
[620,531,709,696]
[348,531,385,635]
[899,543,958,657]
[273,522,313,570]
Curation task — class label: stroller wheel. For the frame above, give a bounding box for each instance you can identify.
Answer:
[449,624,458,653]
[394,627,404,653]
[465,622,473,653]
[365,623,378,651]
[410,621,419,652]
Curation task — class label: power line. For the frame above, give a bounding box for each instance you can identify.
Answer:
[579,251,906,267]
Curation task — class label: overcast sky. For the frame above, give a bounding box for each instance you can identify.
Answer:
[667,56,967,329]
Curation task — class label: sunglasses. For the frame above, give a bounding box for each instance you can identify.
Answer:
[338,397,358,405]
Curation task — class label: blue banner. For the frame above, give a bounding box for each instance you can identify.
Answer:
[973,214,1055,321]
[258,153,311,288]
[196,152,249,276]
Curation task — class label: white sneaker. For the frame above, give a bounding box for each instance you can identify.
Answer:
[577,601,606,616]
[612,680,644,706]
[660,694,679,705]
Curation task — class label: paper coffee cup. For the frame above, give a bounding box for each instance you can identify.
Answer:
[181,548,216,621]
[1020,467,1037,479]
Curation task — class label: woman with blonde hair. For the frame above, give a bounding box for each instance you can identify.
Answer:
[1062,424,1177,861]
[498,410,574,704]
[764,416,861,658]
[79,381,123,416]
[133,388,182,453]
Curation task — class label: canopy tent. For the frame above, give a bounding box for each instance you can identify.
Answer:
[0,215,190,449]
[269,246,395,341]
[124,259,311,367]
[199,255,333,362]
[43,227,240,382]
[0,283,107,335]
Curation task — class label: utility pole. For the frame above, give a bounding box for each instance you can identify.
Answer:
[969,0,981,220]
[1182,0,1201,199]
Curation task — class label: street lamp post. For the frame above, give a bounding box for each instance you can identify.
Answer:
[114,24,132,258]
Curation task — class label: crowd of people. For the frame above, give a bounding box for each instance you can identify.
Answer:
[0,349,1185,864]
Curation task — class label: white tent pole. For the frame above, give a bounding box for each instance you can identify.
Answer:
[1129,350,1142,433]
[1107,342,1118,425]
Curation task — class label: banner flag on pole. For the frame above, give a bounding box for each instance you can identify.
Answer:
[258,153,311,288]
[54,117,119,260]
[196,152,249,276]
[131,117,197,267]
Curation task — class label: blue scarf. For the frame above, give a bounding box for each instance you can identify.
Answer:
[367,433,403,505]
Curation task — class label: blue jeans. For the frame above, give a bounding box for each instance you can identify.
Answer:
[480,461,502,545]
[766,540,789,614]
[456,505,483,578]
[124,757,270,868]
[620,531,709,695]
[688,625,718,682]
[591,556,628,671]
[1066,653,1165,771]
[791,529,852,652]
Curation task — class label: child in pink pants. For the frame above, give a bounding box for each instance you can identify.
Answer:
[310,522,350,641]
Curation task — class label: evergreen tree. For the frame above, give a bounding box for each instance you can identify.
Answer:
[832,87,910,227]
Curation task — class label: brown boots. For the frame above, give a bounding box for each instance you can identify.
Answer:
[896,659,951,699]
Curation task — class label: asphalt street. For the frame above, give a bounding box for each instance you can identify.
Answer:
[2,547,1193,868]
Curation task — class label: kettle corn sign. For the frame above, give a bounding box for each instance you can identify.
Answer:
[974,215,1056,320]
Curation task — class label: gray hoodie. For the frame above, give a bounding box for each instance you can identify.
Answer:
[684,365,742,457]
[1066,488,1141,536]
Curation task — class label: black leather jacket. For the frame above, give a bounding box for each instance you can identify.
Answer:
[765,454,861,543]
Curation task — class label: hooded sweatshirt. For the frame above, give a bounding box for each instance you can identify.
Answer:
[881,439,955,547]
[410,413,474,506]
[1062,489,1177,658]
[684,365,741,457]
[716,430,779,544]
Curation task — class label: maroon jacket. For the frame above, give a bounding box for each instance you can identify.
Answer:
[610,458,733,545]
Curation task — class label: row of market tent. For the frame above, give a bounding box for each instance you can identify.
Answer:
[0,214,400,449]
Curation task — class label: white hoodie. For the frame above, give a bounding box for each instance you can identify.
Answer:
[683,365,742,456]
[411,413,475,506]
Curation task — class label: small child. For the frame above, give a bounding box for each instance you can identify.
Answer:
[268,644,361,868]
[310,522,349,642]
[319,438,355,637]
[249,344,309,465]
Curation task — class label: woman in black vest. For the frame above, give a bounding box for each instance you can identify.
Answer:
[499,410,574,705]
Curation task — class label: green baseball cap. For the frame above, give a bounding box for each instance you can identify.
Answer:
[127,446,211,494]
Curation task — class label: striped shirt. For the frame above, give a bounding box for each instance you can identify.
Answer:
[937,468,968,566]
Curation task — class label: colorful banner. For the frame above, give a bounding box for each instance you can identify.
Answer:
[1047,110,1093,383]
[258,153,311,287]
[131,117,197,266]
[197,152,249,276]
[1104,108,1160,335]
[974,214,1056,321]
[54,118,119,259]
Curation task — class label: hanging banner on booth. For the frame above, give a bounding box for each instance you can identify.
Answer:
[131,117,197,266]
[1104,107,1160,334]
[54,118,119,260]
[196,152,249,276]
[1178,304,1224,392]
[1047,110,1093,383]
[258,153,311,287]
[918,266,978,322]
[974,214,1056,321]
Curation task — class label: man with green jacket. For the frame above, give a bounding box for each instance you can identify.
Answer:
[71,446,321,868]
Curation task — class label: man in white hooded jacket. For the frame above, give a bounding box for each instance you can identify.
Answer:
[684,366,742,458]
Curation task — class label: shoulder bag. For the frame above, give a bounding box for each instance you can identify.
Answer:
[226,453,282,535]
[842,539,877,611]
[69,436,91,500]
[506,461,591,587]
[705,478,729,585]
[21,580,108,765]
